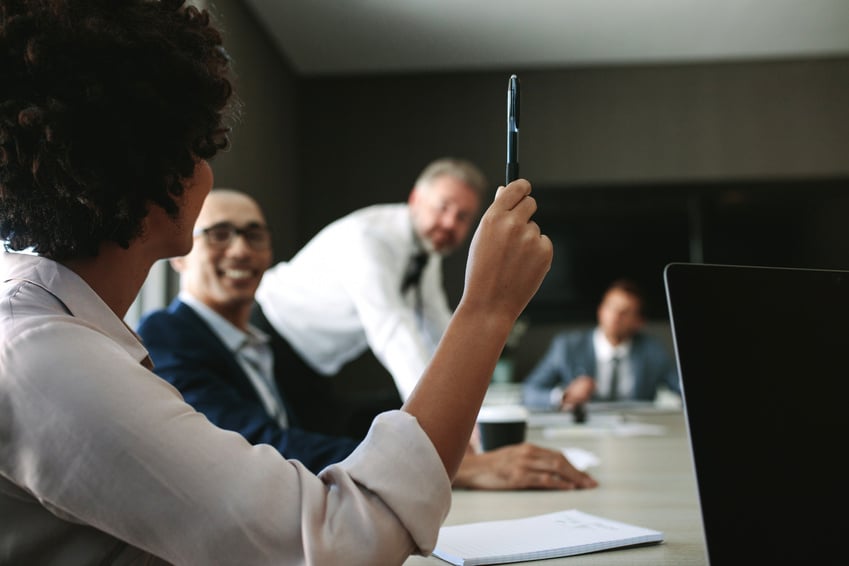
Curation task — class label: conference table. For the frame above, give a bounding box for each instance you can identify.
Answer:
[404,389,708,565]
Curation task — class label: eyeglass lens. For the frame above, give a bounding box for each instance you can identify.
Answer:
[202,223,270,249]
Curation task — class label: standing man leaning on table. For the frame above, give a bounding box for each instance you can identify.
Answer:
[0,1,585,562]
[255,157,485,404]
[138,188,598,491]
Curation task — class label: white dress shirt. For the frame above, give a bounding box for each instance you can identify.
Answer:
[256,203,453,400]
[0,251,450,565]
[592,328,634,399]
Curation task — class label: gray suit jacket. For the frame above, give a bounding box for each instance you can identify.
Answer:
[522,328,681,409]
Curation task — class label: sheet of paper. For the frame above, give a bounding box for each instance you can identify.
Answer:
[432,509,664,566]
[533,413,667,438]
[543,421,667,438]
[561,447,600,471]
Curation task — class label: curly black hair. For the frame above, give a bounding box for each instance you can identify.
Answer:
[0,0,234,260]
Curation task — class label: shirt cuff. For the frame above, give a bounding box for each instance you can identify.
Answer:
[549,386,564,408]
[336,410,451,554]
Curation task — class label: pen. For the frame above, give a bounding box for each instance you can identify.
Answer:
[506,74,520,185]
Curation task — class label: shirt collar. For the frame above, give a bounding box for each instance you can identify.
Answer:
[178,291,269,352]
[593,326,632,361]
[2,251,150,366]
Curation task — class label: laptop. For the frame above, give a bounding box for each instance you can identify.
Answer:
[664,263,849,565]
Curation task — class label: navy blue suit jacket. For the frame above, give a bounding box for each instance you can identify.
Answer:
[137,299,359,473]
[522,328,681,409]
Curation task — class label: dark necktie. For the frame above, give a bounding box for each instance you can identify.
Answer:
[401,252,429,293]
[608,355,621,401]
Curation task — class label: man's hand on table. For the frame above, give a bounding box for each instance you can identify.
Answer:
[452,443,599,491]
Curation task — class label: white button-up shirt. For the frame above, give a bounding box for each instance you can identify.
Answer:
[593,328,634,399]
[1,250,450,565]
[256,203,453,400]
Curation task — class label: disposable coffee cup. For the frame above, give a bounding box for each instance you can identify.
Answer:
[476,405,528,451]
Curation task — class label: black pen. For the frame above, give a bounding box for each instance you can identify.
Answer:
[505,74,520,185]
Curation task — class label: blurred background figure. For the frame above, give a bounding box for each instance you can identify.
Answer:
[522,279,681,411]
[254,157,486,435]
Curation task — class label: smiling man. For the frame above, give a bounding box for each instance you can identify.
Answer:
[136,189,360,473]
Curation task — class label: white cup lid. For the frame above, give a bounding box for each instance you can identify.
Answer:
[477,405,529,423]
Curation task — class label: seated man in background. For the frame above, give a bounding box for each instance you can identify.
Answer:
[522,279,681,411]
[140,189,598,490]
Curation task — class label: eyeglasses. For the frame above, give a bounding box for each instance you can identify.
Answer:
[193,222,271,250]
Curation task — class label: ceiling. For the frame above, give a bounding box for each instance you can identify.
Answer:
[241,0,849,76]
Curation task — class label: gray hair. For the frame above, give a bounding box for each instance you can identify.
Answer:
[413,157,488,198]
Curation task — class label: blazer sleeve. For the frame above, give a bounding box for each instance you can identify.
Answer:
[522,331,598,409]
[137,307,359,473]
[523,333,569,409]
[632,334,682,399]
[653,340,682,395]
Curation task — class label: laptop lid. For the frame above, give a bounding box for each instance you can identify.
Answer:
[664,263,849,565]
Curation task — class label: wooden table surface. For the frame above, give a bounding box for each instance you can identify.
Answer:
[405,405,708,565]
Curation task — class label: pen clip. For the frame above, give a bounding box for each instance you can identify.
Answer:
[508,75,520,133]
[506,74,521,184]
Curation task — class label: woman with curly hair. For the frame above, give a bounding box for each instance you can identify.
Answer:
[0,1,553,564]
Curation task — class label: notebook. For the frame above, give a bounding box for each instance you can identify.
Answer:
[432,509,663,566]
[664,263,849,565]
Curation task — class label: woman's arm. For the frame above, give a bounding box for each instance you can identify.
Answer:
[403,179,553,479]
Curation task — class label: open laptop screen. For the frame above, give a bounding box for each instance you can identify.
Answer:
[664,263,849,565]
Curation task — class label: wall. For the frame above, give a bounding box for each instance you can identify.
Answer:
[294,58,849,312]
[167,4,849,393]
[196,5,849,305]
[291,58,849,389]
[203,0,301,261]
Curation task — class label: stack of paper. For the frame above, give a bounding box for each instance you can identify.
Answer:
[432,509,663,566]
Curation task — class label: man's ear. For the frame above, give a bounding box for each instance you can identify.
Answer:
[407,187,418,205]
[169,256,185,273]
